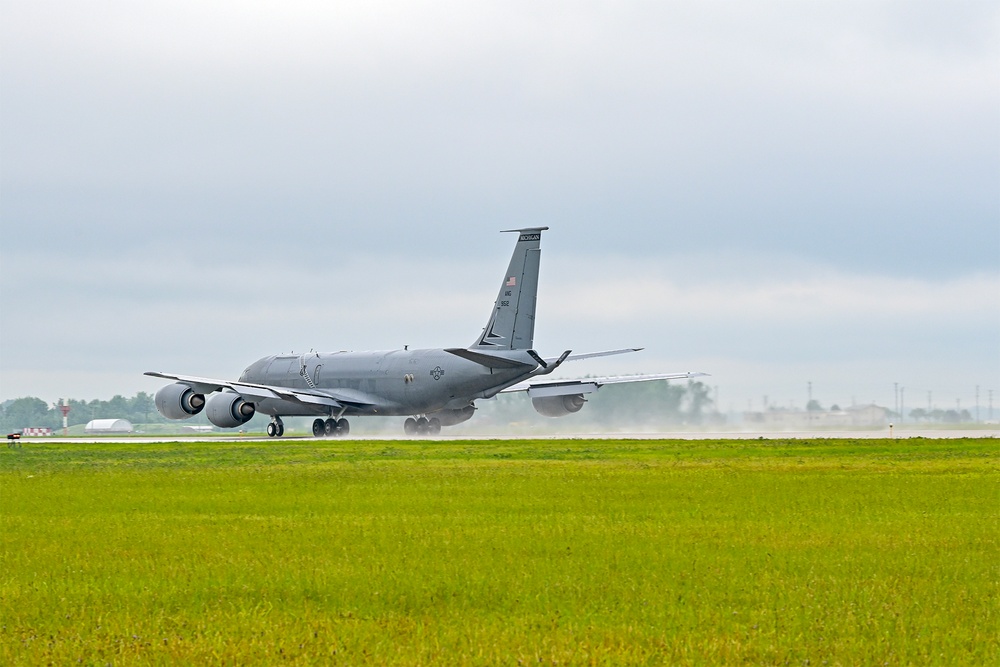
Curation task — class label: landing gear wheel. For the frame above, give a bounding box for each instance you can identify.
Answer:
[276,423,284,437]
[312,419,325,437]
[324,418,337,436]
[404,417,417,436]
[416,417,429,435]
[267,422,276,437]
[337,418,350,437]
[428,417,441,435]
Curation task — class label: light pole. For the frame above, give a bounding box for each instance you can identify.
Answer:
[59,399,71,436]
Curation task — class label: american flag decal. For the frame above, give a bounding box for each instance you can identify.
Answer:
[506,276,516,287]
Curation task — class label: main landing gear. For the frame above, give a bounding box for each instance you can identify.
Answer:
[312,417,350,438]
[266,417,285,438]
[403,416,441,436]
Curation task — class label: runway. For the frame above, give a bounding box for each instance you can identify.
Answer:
[11,427,998,445]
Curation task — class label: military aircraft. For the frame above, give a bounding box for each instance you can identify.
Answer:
[146,228,705,437]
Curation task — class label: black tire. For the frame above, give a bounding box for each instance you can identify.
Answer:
[403,417,417,436]
[312,419,325,437]
[337,418,350,436]
[416,417,429,435]
[324,418,336,436]
[428,417,441,435]
[266,422,276,437]
[276,423,284,437]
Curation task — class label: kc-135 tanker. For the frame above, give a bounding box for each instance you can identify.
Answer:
[147,228,705,436]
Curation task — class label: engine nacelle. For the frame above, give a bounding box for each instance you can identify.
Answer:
[429,406,476,427]
[205,392,256,428]
[531,394,586,418]
[154,383,206,420]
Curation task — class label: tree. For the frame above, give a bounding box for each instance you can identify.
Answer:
[1,397,57,431]
[130,392,155,424]
[806,399,823,412]
[685,381,713,425]
[107,394,129,417]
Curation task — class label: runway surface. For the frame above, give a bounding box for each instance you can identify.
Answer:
[11,428,998,444]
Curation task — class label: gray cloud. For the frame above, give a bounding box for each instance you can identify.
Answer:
[1,1,997,409]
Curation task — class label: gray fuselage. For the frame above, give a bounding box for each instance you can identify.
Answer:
[239,348,536,418]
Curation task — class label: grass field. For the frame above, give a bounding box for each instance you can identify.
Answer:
[1,438,996,665]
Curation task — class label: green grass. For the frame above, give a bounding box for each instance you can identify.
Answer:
[2,438,997,665]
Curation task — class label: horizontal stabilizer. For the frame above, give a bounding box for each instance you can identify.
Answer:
[561,348,643,363]
[444,348,534,369]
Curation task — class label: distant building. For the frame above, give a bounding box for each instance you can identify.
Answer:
[844,404,890,427]
[84,419,134,433]
[743,404,889,429]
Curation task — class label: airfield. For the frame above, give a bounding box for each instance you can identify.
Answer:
[2,435,995,665]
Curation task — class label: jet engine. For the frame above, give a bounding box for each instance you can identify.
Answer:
[429,405,476,427]
[531,394,586,417]
[205,392,256,428]
[154,383,206,420]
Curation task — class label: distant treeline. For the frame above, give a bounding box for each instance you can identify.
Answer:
[1,381,719,432]
[907,408,973,423]
[0,393,190,432]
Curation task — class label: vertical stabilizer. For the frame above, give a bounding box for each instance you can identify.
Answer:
[471,227,548,350]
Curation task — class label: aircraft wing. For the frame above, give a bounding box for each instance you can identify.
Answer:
[143,372,378,409]
[500,371,709,398]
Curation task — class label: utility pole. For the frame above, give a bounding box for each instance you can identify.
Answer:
[894,382,898,419]
[989,389,993,421]
[975,385,980,423]
[927,391,932,413]
[900,387,904,424]
[808,381,813,424]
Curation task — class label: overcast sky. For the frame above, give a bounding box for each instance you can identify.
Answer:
[2,1,997,415]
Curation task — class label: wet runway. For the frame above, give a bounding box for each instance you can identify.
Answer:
[12,427,998,445]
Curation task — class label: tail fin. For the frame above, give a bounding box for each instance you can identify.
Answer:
[471,227,548,350]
